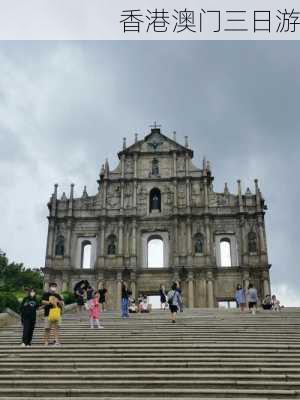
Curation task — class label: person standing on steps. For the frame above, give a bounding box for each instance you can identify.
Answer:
[98,285,108,312]
[235,284,246,312]
[159,284,167,310]
[121,282,131,319]
[167,282,182,323]
[20,288,39,347]
[42,282,64,346]
[75,283,85,320]
[89,292,103,329]
[247,283,258,315]
[86,285,94,308]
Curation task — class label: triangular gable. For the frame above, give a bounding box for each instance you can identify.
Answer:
[118,128,193,159]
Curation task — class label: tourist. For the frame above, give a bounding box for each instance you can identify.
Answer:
[129,298,138,313]
[86,285,94,309]
[89,292,103,329]
[42,282,64,346]
[140,295,151,313]
[99,285,108,312]
[75,283,85,319]
[247,283,258,315]
[262,294,272,310]
[271,294,281,311]
[235,284,246,312]
[167,282,183,323]
[159,284,167,310]
[121,282,131,319]
[138,293,144,312]
[20,288,39,347]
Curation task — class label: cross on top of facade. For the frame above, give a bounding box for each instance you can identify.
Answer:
[149,121,161,129]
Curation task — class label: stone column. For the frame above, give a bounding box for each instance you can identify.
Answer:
[46,218,55,264]
[118,220,124,255]
[43,272,50,291]
[120,182,125,211]
[65,219,72,260]
[131,220,137,256]
[204,216,211,262]
[187,271,194,308]
[100,221,106,255]
[204,178,209,213]
[62,272,69,292]
[186,178,191,209]
[186,217,192,256]
[173,152,177,177]
[258,217,267,254]
[116,272,122,311]
[130,272,136,299]
[199,278,207,307]
[206,272,214,308]
[243,271,250,291]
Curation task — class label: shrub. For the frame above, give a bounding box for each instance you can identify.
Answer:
[61,291,76,305]
[0,292,20,314]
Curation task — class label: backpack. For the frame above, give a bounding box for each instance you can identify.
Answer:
[168,290,175,306]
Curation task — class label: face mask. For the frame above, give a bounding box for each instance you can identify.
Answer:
[30,292,35,297]
[50,287,57,292]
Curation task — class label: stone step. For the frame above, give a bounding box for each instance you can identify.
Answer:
[0,387,299,398]
[1,372,300,381]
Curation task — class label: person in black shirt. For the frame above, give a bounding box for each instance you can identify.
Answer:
[20,288,39,347]
[121,282,131,319]
[98,285,108,312]
[42,282,63,346]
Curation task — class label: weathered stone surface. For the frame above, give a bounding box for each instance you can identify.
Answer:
[43,127,271,310]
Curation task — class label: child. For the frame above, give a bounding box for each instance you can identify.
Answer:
[247,283,258,315]
[89,292,103,329]
[271,294,280,311]
[235,284,246,312]
[20,288,39,346]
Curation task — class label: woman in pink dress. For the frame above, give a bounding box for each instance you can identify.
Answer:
[89,292,103,329]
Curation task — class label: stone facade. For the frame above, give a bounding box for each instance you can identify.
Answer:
[43,127,271,309]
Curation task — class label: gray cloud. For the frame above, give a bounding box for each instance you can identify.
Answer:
[0,41,298,305]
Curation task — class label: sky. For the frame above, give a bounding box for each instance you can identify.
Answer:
[0,41,299,306]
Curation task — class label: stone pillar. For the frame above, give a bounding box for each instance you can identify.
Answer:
[133,181,137,209]
[46,218,55,263]
[204,216,211,260]
[204,178,209,213]
[62,273,69,292]
[116,272,122,311]
[187,271,194,308]
[186,217,192,255]
[133,153,138,179]
[100,221,106,255]
[120,182,124,211]
[186,178,191,209]
[131,220,137,256]
[173,152,177,177]
[65,219,72,259]
[258,217,267,254]
[243,271,250,291]
[199,278,207,307]
[206,272,214,308]
[43,272,50,291]
[118,220,124,255]
[130,272,136,299]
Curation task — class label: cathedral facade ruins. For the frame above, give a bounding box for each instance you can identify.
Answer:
[43,126,271,309]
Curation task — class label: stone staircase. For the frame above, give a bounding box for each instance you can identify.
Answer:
[0,307,300,399]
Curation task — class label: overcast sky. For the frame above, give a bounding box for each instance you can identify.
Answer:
[0,41,299,305]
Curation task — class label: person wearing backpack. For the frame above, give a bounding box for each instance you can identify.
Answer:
[167,282,182,323]
[20,288,39,347]
[42,282,64,346]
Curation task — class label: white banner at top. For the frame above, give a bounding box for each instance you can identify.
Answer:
[0,0,299,39]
